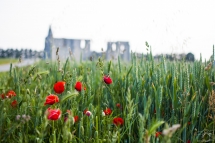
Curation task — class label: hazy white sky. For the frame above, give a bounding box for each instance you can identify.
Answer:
[0,0,215,60]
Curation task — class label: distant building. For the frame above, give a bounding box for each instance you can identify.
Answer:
[106,41,130,61]
[44,27,131,62]
[44,26,91,61]
[185,52,195,62]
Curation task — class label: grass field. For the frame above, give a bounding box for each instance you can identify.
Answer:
[0,58,18,65]
[0,49,214,143]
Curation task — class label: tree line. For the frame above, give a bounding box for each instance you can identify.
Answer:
[0,48,43,59]
[136,52,195,62]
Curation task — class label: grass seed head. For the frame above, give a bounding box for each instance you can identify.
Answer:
[209,90,215,113]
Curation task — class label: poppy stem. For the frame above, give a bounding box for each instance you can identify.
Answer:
[52,121,56,143]
[96,116,99,142]
[118,130,121,143]
[52,120,54,132]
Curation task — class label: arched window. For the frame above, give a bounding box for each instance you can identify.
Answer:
[112,43,116,51]
[80,40,86,49]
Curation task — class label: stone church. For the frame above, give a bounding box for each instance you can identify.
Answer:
[43,27,130,61]
[44,26,91,61]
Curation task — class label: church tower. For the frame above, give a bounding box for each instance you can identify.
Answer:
[44,26,53,59]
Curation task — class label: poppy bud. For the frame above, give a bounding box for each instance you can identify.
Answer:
[85,111,92,116]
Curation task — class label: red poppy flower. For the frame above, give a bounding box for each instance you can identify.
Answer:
[155,132,162,138]
[83,109,88,114]
[46,108,61,120]
[44,94,59,105]
[75,81,84,92]
[54,81,66,94]
[64,117,68,122]
[187,122,191,125]
[103,108,112,115]
[11,100,18,107]
[1,93,5,99]
[74,115,79,123]
[103,75,112,84]
[113,117,124,126]
[116,103,121,108]
[187,140,191,143]
[6,90,16,98]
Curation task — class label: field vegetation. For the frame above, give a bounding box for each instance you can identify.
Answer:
[0,49,215,143]
[0,58,18,65]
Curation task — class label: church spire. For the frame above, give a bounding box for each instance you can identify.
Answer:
[48,25,53,37]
